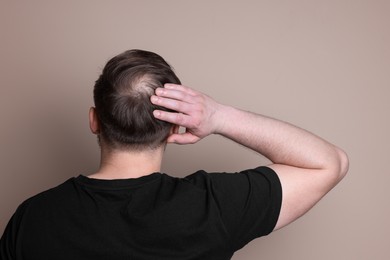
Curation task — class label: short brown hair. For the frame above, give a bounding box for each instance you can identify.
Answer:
[93,49,181,150]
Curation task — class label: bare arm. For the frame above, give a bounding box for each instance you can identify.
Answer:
[151,84,349,231]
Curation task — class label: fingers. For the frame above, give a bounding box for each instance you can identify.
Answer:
[153,110,192,127]
[164,83,198,96]
[153,86,197,105]
[151,95,193,116]
[155,87,189,101]
[151,85,201,115]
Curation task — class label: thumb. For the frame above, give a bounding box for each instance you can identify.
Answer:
[167,133,200,145]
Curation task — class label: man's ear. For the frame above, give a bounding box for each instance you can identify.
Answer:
[89,107,100,134]
[170,125,180,135]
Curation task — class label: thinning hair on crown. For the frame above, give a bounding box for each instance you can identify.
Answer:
[93,49,181,151]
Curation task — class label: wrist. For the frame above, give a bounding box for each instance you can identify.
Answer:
[212,104,237,136]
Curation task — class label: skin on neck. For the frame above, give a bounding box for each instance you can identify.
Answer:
[88,144,165,180]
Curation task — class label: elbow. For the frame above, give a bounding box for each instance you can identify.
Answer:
[320,147,349,191]
[322,146,349,187]
[334,147,349,182]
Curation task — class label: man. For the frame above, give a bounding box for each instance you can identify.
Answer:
[0,49,349,259]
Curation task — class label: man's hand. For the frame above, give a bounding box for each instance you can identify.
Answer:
[151,84,223,144]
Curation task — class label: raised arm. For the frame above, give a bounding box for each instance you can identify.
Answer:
[151,84,349,231]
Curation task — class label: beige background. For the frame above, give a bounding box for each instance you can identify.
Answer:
[1,1,389,259]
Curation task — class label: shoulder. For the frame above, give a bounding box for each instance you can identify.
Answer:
[15,177,77,216]
[2,178,77,243]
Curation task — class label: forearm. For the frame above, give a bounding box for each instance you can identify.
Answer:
[214,104,344,171]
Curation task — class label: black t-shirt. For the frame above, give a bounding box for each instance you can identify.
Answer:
[0,166,282,260]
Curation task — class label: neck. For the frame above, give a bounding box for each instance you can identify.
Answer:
[88,145,165,180]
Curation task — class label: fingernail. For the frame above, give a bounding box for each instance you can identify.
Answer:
[153,110,160,117]
[151,96,158,103]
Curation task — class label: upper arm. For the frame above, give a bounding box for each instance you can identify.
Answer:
[268,163,345,231]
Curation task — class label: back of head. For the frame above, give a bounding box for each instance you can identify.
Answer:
[93,49,181,151]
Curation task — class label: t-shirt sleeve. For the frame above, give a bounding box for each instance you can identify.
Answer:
[208,166,282,250]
